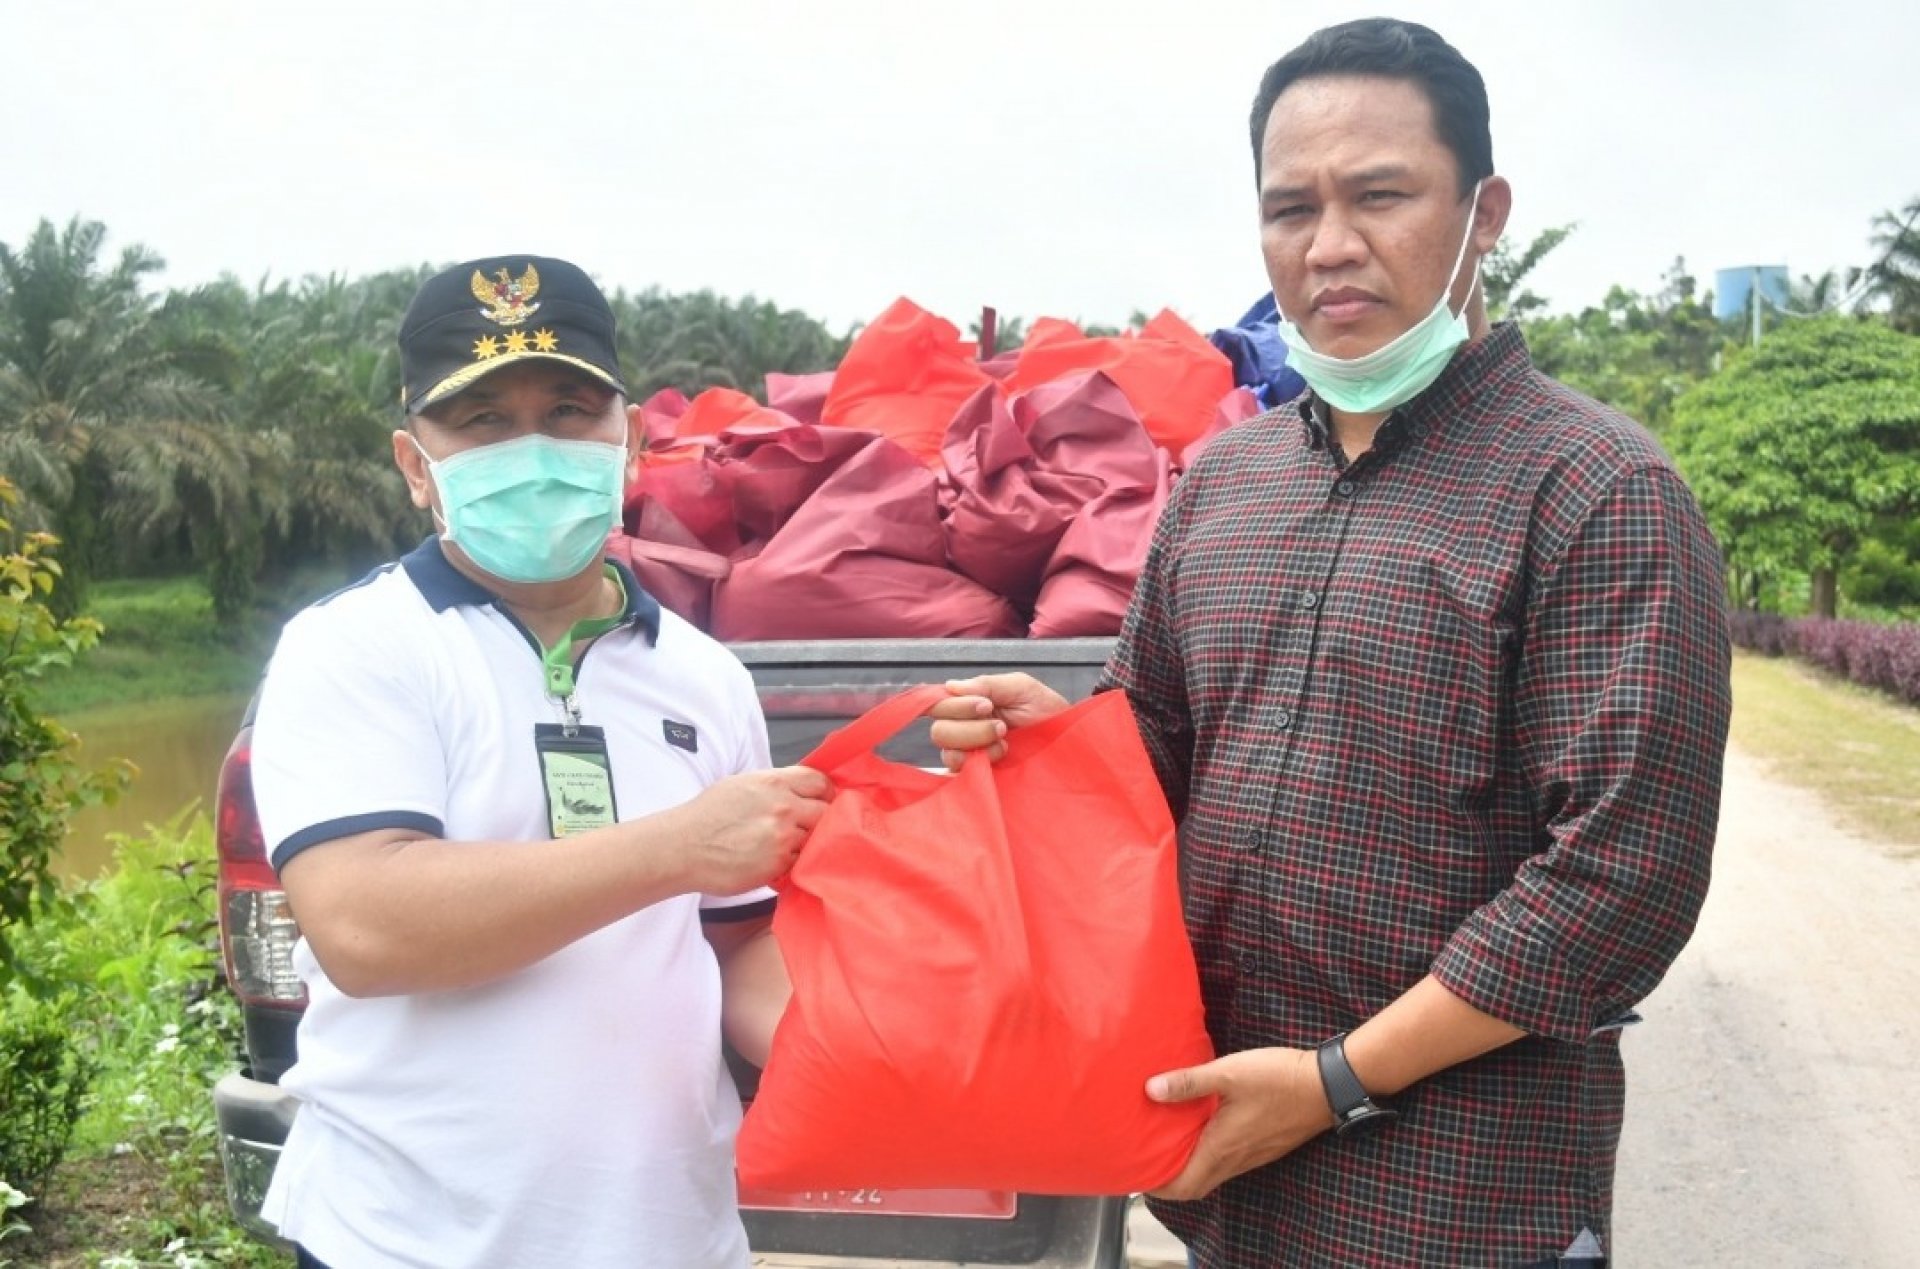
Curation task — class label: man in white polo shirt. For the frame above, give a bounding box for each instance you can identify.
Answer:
[250,254,833,1269]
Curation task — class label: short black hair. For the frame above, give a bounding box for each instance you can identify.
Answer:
[1248,18,1492,195]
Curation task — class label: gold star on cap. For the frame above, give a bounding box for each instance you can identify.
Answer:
[532,328,559,352]
[473,335,501,360]
[502,330,529,353]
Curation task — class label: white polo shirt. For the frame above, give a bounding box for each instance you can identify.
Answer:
[252,540,771,1269]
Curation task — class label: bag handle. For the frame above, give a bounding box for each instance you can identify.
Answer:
[801,683,952,774]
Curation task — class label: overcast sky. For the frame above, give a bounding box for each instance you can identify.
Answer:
[6,0,1914,336]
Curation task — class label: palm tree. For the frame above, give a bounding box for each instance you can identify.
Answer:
[1788,267,1870,316]
[614,288,850,401]
[1867,197,1920,334]
[1484,223,1576,321]
[160,269,426,613]
[0,217,237,617]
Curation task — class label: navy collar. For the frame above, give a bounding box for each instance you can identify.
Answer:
[400,537,662,642]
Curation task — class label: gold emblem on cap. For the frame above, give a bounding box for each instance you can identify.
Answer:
[470,263,542,327]
[472,335,501,359]
[532,328,559,351]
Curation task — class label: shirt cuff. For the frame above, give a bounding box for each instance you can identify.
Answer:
[1430,906,1595,1043]
[271,811,444,873]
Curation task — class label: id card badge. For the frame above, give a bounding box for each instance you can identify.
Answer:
[534,723,619,838]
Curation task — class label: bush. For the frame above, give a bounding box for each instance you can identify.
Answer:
[1728,609,1792,657]
[0,480,132,984]
[0,994,94,1193]
[7,820,275,1267]
[1729,611,1920,707]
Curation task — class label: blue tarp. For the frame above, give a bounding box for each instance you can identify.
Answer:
[1208,293,1306,408]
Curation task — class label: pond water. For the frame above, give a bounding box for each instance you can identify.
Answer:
[56,694,252,879]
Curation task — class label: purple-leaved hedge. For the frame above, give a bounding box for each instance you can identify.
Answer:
[1728,611,1920,707]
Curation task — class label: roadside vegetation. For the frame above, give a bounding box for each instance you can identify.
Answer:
[4,819,283,1268]
[1,477,278,1265]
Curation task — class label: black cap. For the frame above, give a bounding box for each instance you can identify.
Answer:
[398,254,627,413]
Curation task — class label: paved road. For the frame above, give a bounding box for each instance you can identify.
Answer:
[1612,743,1919,1267]
[1131,741,1920,1266]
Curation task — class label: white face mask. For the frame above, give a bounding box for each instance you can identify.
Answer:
[1274,180,1485,415]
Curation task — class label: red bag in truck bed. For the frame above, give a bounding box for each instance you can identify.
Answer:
[709,434,1022,640]
[736,685,1213,1194]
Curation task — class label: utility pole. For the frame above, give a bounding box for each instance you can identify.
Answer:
[1750,265,1764,348]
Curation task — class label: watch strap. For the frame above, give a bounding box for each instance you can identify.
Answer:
[1316,1031,1398,1137]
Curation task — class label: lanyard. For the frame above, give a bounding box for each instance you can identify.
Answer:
[539,567,628,734]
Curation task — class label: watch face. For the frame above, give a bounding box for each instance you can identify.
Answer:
[1335,1105,1398,1138]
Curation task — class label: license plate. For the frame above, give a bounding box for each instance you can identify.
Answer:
[736,1185,1018,1220]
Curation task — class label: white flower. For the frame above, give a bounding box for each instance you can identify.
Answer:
[163,1237,188,1254]
[126,1092,150,1108]
[154,1035,181,1055]
[0,1180,27,1210]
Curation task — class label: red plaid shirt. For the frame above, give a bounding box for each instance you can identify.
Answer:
[1109,324,1731,1267]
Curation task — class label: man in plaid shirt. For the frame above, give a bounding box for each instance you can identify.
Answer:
[931,18,1731,1268]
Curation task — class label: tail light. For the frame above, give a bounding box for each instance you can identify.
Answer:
[215,727,306,1008]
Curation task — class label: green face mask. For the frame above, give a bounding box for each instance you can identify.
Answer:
[414,433,626,584]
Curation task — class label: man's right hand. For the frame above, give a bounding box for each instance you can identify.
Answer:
[927,674,1071,772]
[672,767,834,895]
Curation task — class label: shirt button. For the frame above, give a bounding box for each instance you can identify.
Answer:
[1236,831,1261,851]
[1238,952,1260,974]
[1274,709,1294,730]
[1301,590,1321,611]
[1335,479,1357,498]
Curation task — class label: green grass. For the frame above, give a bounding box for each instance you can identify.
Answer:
[1731,649,1920,853]
[32,578,276,716]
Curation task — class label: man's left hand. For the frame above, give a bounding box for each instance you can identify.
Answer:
[1145,1047,1336,1201]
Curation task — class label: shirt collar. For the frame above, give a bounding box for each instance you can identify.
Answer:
[400,536,663,642]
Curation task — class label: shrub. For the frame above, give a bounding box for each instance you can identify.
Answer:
[1727,609,1791,657]
[0,994,94,1193]
[1730,612,1920,707]
[0,480,132,985]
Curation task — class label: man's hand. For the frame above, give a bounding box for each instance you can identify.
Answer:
[1145,1047,1336,1201]
[927,674,1071,772]
[669,766,833,894]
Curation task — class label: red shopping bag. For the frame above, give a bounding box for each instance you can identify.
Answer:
[1005,312,1234,456]
[819,297,996,466]
[735,685,1214,1194]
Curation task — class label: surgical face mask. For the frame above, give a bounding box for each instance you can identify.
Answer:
[412,432,626,584]
[1275,180,1484,415]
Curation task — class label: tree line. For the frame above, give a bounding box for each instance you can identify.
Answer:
[1,203,1916,631]
[0,220,851,626]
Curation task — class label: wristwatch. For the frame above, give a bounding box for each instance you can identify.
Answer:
[1316,1032,1398,1138]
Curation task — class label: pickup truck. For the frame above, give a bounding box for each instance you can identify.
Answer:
[211,635,1135,1268]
